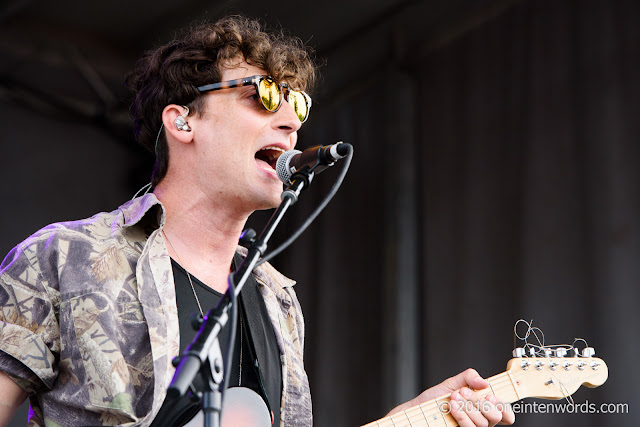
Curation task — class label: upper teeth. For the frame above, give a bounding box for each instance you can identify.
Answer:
[259,146,286,153]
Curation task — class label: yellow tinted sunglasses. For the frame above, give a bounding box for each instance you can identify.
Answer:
[197,75,312,123]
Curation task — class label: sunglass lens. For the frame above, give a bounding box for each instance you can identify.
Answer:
[258,78,281,112]
[287,91,309,122]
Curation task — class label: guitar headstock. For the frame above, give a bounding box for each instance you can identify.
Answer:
[506,348,608,400]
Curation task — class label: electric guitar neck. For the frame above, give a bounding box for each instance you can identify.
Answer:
[362,353,608,427]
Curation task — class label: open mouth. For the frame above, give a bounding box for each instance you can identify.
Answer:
[255,146,286,170]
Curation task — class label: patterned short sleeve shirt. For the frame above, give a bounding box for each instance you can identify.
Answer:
[0,194,312,426]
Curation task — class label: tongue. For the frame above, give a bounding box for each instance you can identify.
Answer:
[255,157,274,170]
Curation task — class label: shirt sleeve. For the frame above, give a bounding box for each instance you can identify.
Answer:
[0,238,60,393]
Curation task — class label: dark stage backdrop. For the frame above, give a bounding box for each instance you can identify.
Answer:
[1,0,637,426]
[278,0,639,425]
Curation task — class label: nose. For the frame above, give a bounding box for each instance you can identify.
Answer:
[273,99,302,133]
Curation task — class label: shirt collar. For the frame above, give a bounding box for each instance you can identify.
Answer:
[119,193,165,229]
[236,246,297,289]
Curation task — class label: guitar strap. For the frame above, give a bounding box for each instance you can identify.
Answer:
[235,253,282,426]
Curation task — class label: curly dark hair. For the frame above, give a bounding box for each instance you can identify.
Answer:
[126,15,317,186]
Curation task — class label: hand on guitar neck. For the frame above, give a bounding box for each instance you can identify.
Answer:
[386,368,515,427]
[372,351,607,427]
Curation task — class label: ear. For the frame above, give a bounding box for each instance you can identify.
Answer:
[162,104,194,145]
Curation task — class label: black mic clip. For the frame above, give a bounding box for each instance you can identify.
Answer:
[282,166,313,204]
[238,228,257,248]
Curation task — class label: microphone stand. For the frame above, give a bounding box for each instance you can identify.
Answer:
[166,167,314,427]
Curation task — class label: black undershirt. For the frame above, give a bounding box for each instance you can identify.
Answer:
[152,256,282,426]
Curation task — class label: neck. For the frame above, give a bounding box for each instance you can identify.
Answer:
[154,181,252,292]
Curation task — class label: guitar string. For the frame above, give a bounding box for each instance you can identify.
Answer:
[406,373,515,415]
[373,352,602,427]
[376,376,513,427]
[366,322,601,427]
[377,363,597,427]
[403,371,533,421]
[515,319,591,359]
[371,330,593,426]
[373,364,588,427]
[378,376,511,427]
[372,320,599,427]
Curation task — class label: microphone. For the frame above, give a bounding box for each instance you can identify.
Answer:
[276,142,350,183]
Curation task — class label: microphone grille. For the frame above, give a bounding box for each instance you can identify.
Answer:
[276,149,301,183]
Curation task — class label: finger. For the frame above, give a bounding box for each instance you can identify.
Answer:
[445,368,488,392]
[454,388,504,427]
[449,393,477,427]
[487,395,515,425]
[477,394,508,426]
[498,405,515,425]
[461,369,490,391]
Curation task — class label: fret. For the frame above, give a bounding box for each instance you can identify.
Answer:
[403,409,414,426]
[506,371,521,401]
[434,398,449,426]
[487,372,518,403]
[419,403,431,426]
[488,378,496,396]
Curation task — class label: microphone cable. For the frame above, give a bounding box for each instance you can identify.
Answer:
[255,143,353,268]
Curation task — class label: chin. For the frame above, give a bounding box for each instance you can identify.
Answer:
[265,194,283,209]
[251,188,283,211]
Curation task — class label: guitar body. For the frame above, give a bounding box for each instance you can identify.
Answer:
[184,387,271,427]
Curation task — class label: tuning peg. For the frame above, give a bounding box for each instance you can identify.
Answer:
[582,347,596,357]
[554,348,568,358]
[513,348,526,358]
[543,349,552,358]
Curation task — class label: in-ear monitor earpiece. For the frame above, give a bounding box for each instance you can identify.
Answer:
[174,106,191,131]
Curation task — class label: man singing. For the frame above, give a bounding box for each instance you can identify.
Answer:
[0,15,514,427]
